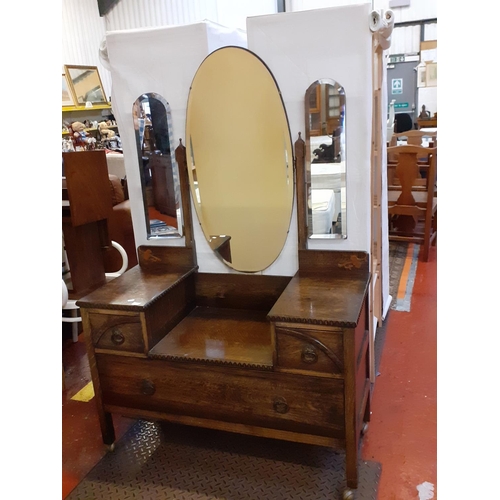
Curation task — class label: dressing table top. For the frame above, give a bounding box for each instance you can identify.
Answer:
[267,271,370,328]
[76,265,197,311]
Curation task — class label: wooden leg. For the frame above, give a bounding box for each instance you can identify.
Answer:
[345,443,358,489]
[81,311,116,446]
[101,411,116,446]
[344,329,358,490]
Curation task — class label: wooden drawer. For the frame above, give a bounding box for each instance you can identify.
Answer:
[88,311,145,353]
[275,325,344,375]
[97,355,345,439]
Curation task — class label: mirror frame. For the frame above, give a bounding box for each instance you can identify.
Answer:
[304,78,347,240]
[186,46,296,273]
[132,92,185,241]
[62,73,75,107]
[64,65,108,106]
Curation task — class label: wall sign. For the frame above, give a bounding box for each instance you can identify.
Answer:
[391,78,403,95]
[389,55,405,63]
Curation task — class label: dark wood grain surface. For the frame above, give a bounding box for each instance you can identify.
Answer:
[149,307,273,368]
[97,354,345,438]
[268,272,370,327]
[76,266,197,311]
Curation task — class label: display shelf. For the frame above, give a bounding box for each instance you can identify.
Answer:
[62,125,118,136]
[62,104,112,112]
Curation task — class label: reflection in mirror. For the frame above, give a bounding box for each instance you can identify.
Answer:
[305,79,347,239]
[186,46,294,272]
[64,65,107,105]
[132,93,183,239]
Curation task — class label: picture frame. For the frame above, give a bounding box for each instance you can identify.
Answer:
[62,73,75,107]
[64,64,108,106]
[417,65,426,88]
[425,62,437,87]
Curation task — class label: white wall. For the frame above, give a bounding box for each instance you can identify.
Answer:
[247,4,374,256]
[104,22,248,274]
[216,0,277,30]
[62,0,111,97]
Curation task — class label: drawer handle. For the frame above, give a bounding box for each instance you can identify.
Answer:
[273,397,289,414]
[111,328,125,345]
[301,345,318,364]
[141,379,156,396]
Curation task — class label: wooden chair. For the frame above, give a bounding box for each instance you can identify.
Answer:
[389,129,437,147]
[387,130,437,168]
[386,145,437,261]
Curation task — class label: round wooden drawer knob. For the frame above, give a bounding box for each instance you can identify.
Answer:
[301,345,318,364]
[141,379,156,396]
[273,397,289,414]
[111,328,125,345]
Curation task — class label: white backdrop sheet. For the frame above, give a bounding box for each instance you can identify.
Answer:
[105,21,247,273]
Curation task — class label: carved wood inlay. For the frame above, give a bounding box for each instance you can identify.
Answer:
[337,253,368,271]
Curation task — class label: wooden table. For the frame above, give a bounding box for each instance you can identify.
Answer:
[77,246,371,497]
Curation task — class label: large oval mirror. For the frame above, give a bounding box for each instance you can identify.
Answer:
[305,79,347,239]
[186,47,294,272]
[132,93,183,239]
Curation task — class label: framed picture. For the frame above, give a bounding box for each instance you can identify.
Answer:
[64,65,108,105]
[62,73,75,107]
[417,65,426,88]
[426,62,437,87]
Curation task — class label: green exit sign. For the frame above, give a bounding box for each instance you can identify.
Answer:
[394,102,409,109]
[389,55,405,63]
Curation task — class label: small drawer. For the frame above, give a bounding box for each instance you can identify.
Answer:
[89,312,145,353]
[275,325,344,375]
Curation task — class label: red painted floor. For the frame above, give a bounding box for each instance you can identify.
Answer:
[62,246,437,499]
[361,245,437,499]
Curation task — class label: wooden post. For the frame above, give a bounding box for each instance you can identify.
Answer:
[294,132,307,250]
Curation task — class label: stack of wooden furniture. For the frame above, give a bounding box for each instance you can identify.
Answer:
[386,144,437,261]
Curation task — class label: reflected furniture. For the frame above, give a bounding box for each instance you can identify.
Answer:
[304,80,347,240]
[133,93,183,239]
[150,153,176,217]
[387,145,437,261]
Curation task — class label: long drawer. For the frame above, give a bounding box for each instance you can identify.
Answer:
[96,354,345,439]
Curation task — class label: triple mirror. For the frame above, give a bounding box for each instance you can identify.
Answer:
[64,65,108,106]
[305,79,347,239]
[132,93,183,239]
[185,47,294,273]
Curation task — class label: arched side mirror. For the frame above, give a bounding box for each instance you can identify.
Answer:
[305,79,347,239]
[132,93,183,239]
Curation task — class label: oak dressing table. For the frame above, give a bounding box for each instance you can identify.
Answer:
[77,46,372,499]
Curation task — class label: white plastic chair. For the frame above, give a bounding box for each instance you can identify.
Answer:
[62,240,128,342]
